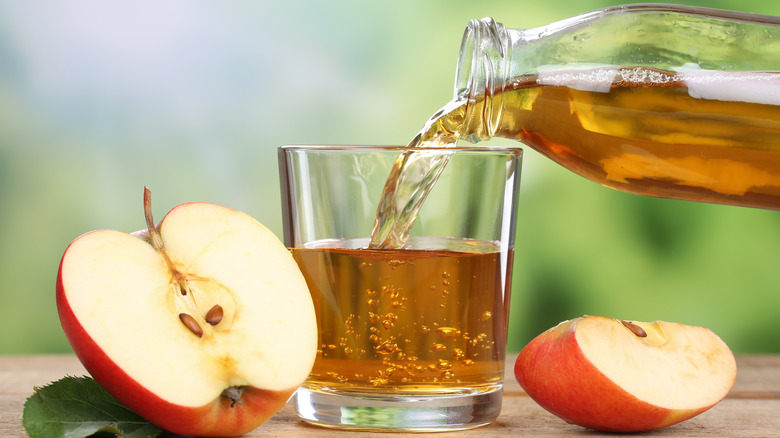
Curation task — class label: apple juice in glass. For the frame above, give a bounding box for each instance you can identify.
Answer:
[294,240,508,390]
[278,145,522,431]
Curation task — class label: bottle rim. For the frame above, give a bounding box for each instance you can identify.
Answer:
[454,17,510,141]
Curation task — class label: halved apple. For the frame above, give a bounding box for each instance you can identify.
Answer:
[514,315,737,433]
[56,188,317,437]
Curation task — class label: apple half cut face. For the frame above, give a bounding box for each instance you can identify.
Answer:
[56,190,317,437]
[514,315,737,433]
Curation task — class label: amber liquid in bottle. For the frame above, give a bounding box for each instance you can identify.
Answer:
[291,237,512,394]
[439,67,780,206]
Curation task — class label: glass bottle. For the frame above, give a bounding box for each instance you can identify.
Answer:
[454,4,779,209]
[371,4,780,249]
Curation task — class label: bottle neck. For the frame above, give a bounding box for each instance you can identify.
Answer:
[455,17,512,142]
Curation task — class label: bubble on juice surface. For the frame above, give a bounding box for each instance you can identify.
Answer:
[388,259,408,269]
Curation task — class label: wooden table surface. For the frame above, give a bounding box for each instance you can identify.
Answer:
[2,354,778,437]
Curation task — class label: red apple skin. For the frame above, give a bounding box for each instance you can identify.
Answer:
[514,318,710,433]
[56,244,295,438]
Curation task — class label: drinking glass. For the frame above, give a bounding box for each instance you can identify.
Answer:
[278,145,522,431]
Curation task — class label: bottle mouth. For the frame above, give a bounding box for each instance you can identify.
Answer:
[454,20,478,100]
[454,18,510,140]
[455,18,511,98]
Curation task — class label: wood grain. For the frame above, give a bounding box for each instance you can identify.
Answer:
[2,354,778,437]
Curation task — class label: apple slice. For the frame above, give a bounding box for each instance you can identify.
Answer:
[56,188,317,437]
[514,315,737,433]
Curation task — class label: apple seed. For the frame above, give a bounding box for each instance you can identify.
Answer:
[620,320,648,338]
[205,304,224,326]
[179,313,204,338]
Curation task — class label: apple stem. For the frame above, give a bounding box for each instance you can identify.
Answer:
[143,187,188,287]
[143,188,164,255]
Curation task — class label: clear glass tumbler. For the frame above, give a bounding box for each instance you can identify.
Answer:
[278,145,522,431]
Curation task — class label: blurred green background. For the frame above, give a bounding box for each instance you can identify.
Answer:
[1,0,778,356]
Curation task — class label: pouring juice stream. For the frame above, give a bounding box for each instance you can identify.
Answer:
[369,5,780,250]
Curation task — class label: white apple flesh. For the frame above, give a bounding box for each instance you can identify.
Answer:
[57,190,317,437]
[515,315,737,433]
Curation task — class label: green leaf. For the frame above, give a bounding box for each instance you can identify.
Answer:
[22,375,163,438]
